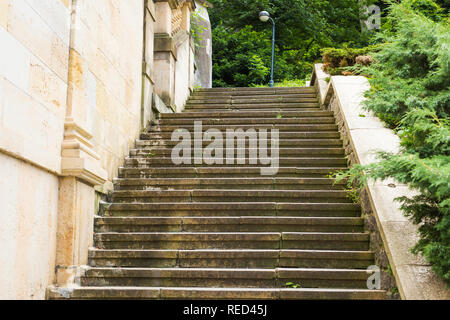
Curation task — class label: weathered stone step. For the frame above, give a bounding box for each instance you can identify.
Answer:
[89,249,374,269]
[130,148,345,158]
[104,202,361,217]
[182,108,323,113]
[48,286,386,300]
[184,103,320,109]
[95,216,363,233]
[113,177,345,191]
[110,189,354,203]
[118,167,345,178]
[187,97,319,104]
[194,87,316,93]
[156,117,335,125]
[140,131,341,140]
[159,110,332,119]
[150,124,338,132]
[79,267,372,289]
[189,93,318,100]
[124,157,348,167]
[94,232,370,250]
[136,139,343,148]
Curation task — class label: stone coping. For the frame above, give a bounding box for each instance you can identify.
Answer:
[311,64,449,300]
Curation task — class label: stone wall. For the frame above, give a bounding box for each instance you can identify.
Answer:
[0,0,199,299]
[0,0,71,299]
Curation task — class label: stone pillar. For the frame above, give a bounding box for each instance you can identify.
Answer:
[56,0,107,287]
[153,0,178,107]
[181,3,191,32]
[142,0,157,130]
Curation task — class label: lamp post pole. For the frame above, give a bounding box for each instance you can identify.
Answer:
[269,19,275,87]
[259,11,275,87]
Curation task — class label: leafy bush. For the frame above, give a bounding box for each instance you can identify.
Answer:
[337,0,450,285]
[321,45,381,75]
[252,79,306,87]
[212,25,273,87]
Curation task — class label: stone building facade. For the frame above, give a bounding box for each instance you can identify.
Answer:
[0,0,209,299]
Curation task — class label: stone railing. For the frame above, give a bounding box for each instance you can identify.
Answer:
[310,64,450,300]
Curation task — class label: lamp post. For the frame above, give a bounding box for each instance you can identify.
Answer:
[259,11,275,87]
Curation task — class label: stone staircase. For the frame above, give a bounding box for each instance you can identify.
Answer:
[49,87,386,300]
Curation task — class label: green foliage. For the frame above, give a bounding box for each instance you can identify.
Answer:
[209,0,374,87]
[190,11,208,49]
[360,1,450,128]
[321,45,381,75]
[336,0,450,285]
[252,79,307,88]
[212,25,273,87]
[285,282,301,288]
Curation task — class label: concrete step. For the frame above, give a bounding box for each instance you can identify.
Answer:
[181,107,323,113]
[193,87,316,94]
[48,286,386,300]
[150,124,338,132]
[124,157,348,167]
[140,131,342,140]
[79,267,373,289]
[110,189,354,203]
[94,232,370,250]
[186,98,319,105]
[130,148,345,158]
[156,117,335,125]
[113,177,345,191]
[159,110,333,119]
[184,103,320,110]
[95,216,364,233]
[88,249,374,269]
[103,202,361,217]
[136,139,343,148]
[118,167,345,178]
[189,94,318,100]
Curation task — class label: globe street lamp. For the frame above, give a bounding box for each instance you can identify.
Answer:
[259,11,275,87]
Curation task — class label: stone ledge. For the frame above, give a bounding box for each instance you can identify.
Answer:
[154,33,177,60]
[312,63,450,300]
[61,118,107,186]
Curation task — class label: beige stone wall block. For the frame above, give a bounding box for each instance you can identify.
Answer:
[7,0,68,81]
[0,76,63,173]
[88,49,109,87]
[30,56,67,113]
[95,81,110,119]
[0,0,9,28]
[60,0,69,9]
[0,26,30,92]
[0,153,58,299]
[24,0,71,44]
